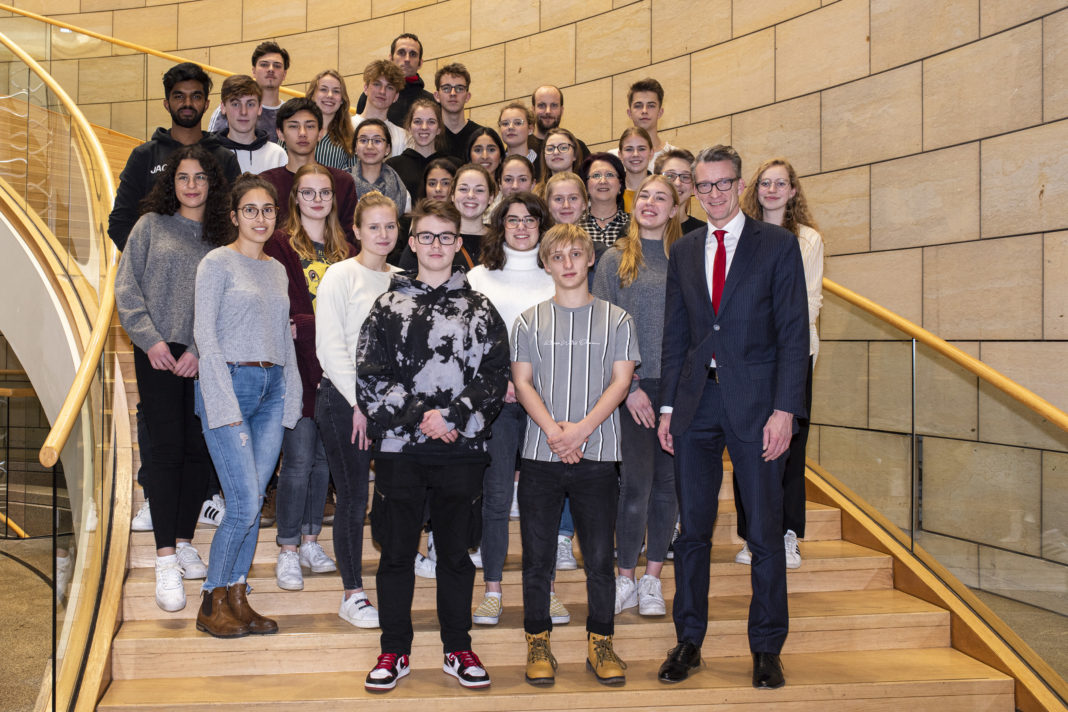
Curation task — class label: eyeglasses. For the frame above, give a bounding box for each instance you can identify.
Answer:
[588,171,619,181]
[758,179,791,190]
[239,204,277,219]
[662,171,693,185]
[413,231,459,245]
[505,215,539,228]
[544,143,572,155]
[498,118,526,128]
[694,178,739,194]
[176,173,208,185]
[438,84,467,94]
[357,136,386,147]
[298,188,333,201]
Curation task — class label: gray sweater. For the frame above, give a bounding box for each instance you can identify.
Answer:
[592,238,668,380]
[193,247,302,430]
[115,212,214,355]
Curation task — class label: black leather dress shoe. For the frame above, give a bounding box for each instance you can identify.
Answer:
[752,652,785,689]
[658,641,701,683]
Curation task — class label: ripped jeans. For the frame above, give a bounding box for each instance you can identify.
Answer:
[195,363,286,591]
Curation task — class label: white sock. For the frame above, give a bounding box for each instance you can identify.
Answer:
[156,554,177,565]
[484,591,501,599]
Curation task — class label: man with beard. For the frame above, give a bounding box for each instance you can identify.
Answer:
[108,62,240,251]
[529,85,589,159]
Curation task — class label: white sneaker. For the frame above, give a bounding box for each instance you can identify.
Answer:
[614,575,638,614]
[510,482,520,519]
[555,535,578,571]
[55,554,72,603]
[735,542,752,565]
[85,499,98,532]
[299,541,337,573]
[339,594,379,628]
[472,593,502,625]
[198,494,225,527]
[469,547,482,568]
[426,531,437,561]
[276,550,304,590]
[155,555,186,612]
[637,574,666,616]
[175,543,207,579]
[549,592,570,624]
[666,521,679,560]
[414,552,437,579]
[131,500,153,531]
[785,530,802,569]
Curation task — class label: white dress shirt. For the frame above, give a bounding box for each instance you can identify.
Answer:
[705,210,745,367]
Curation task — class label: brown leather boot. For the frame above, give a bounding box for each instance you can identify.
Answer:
[227,583,279,634]
[196,587,250,638]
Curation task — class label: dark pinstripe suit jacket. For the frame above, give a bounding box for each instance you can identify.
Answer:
[661,215,809,442]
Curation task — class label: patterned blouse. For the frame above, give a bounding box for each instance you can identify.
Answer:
[578,208,631,247]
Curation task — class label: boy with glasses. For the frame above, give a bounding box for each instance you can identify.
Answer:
[434,63,483,161]
[357,199,509,692]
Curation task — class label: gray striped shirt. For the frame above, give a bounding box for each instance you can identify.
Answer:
[511,298,640,462]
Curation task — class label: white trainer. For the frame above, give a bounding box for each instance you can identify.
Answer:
[735,542,752,565]
[414,553,437,579]
[509,482,520,519]
[131,500,153,531]
[339,594,379,628]
[175,543,208,579]
[556,535,578,571]
[198,494,225,527]
[299,540,337,573]
[637,574,666,616]
[276,550,304,590]
[469,547,483,568]
[614,575,638,614]
[155,555,186,612]
[785,530,802,569]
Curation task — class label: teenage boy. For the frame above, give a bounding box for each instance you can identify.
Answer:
[610,78,677,163]
[353,60,410,158]
[209,41,289,140]
[260,98,359,245]
[511,223,639,687]
[108,62,240,251]
[215,75,287,173]
[357,199,509,693]
[356,33,434,126]
[434,63,483,161]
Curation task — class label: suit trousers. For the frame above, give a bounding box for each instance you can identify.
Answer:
[672,380,789,654]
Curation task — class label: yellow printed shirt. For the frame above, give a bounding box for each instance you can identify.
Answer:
[301,242,329,312]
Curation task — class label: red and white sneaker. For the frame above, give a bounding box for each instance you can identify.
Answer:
[443,649,491,689]
[365,653,410,692]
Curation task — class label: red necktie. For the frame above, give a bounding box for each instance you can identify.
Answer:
[712,229,727,314]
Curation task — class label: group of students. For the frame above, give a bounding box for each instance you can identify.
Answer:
[111,38,824,694]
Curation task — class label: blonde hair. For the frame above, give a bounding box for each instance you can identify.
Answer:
[538,223,594,267]
[542,170,588,205]
[284,164,350,263]
[615,174,682,287]
[305,70,354,156]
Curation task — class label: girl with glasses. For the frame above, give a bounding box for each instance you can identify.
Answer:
[193,174,302,638]
[535,128,586,196]
[116,145,231,614]
[262,165,357,594]
[497,103,538,169]
[654,148,705,234]
[352,118,411,215]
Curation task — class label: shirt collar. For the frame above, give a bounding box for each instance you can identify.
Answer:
[705,210,746,246]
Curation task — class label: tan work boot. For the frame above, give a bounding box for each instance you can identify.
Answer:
[586,632,627,686]
[196,586,250,638]
[227,583,279,634]
[525,631,557,686]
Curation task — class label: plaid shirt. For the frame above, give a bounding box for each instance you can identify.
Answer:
[578,209,631,247]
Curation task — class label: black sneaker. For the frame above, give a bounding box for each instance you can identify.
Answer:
[443,649,491,689]
[365,653,410,692]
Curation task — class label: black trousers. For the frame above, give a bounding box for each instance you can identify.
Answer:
[371,456,484,655]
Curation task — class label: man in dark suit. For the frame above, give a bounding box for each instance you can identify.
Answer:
[656,145,809,689]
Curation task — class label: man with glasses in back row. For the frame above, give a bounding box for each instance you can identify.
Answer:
[656,145,808,691]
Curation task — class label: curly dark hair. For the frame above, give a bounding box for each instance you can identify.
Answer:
[138,144,232,247]
[578,152,627,211]
[480,191,552,270]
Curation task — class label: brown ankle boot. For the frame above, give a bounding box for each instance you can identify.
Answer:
[196,587,250,638]
[227,583,278,634]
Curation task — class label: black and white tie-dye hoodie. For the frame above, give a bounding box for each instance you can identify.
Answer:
[356,269,509,459]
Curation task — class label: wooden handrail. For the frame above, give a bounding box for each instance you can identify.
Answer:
[823,277,1068,434]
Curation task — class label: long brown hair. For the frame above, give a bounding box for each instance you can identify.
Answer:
[740,157,818,237]
[535,128,586,192]
[284,164,350,263]
[615,174,682,287]
[305,70,354,156]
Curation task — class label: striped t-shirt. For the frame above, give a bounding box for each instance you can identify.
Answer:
[511,298,640,462]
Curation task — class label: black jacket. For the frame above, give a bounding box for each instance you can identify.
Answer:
[107,128,241,250]
[356,73,435,127]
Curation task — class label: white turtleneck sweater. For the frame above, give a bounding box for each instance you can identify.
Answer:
[467,244,556,336]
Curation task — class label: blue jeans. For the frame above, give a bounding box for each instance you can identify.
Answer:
[275,416,329,546]
[195,364,286,591]
[481,401,524,583]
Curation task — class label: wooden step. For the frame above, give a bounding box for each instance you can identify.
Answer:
[127,501,843,569]
[119,540,892,621]
[109,589,948,680]
[100,647,1012,710]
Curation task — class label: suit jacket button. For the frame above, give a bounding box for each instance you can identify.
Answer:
[713,325,720,331]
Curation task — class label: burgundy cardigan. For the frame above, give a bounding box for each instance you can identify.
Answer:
[263,230,356,418]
